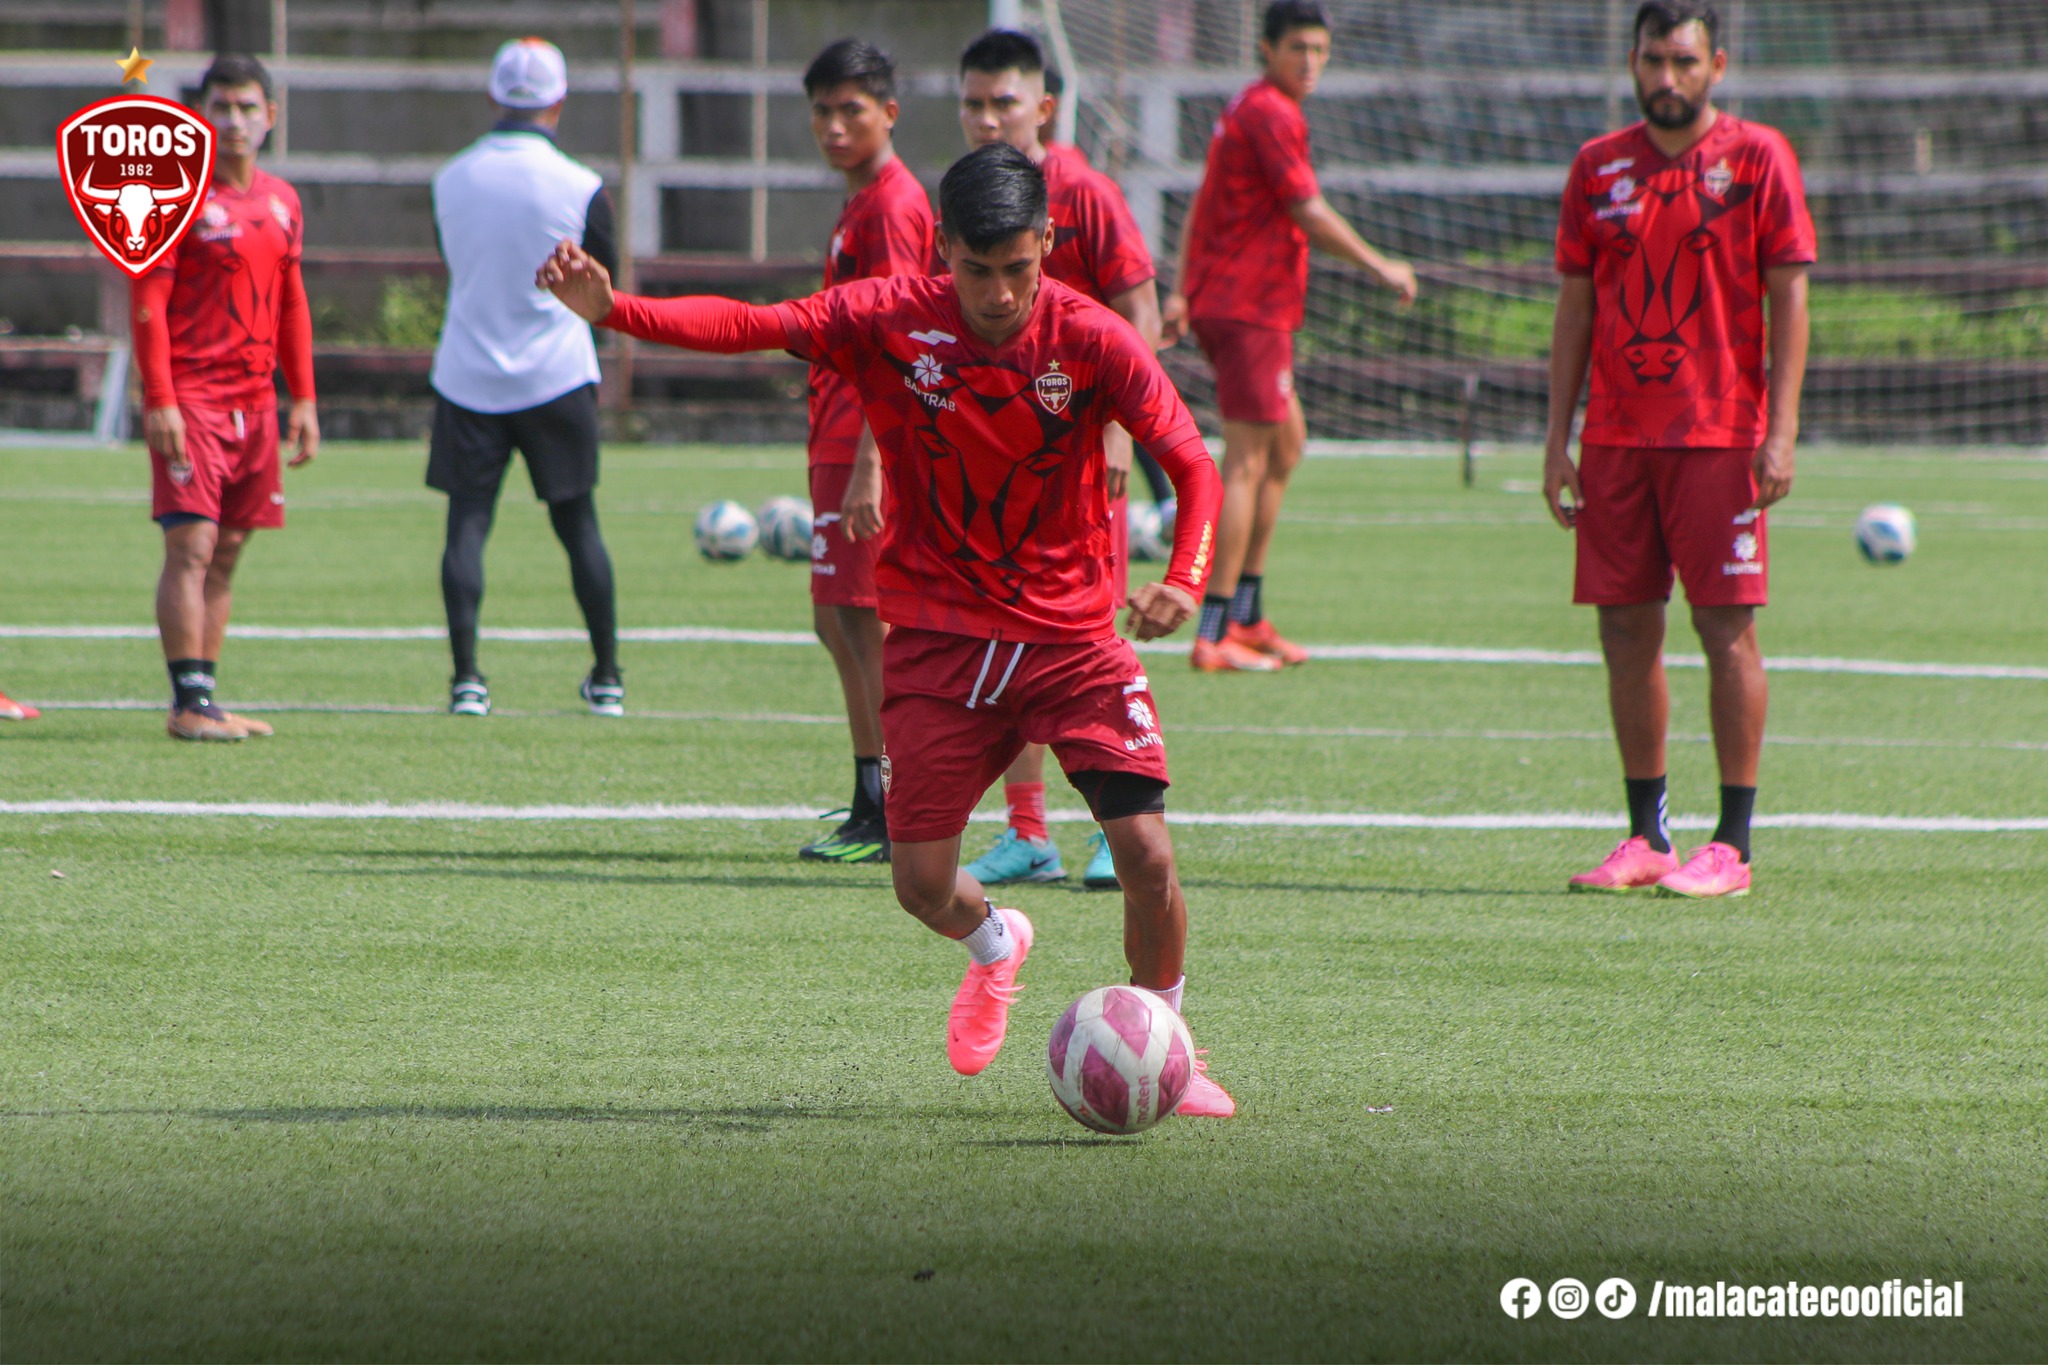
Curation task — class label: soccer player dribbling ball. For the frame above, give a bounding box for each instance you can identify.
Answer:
[793,39,934,866]
[1162,0,1417,674]
[1544,0,1814,899]
[132,54,317,742]
[541,144,1236,1118]
[949,29,1165,894]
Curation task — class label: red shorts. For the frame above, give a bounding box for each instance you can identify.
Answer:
[807,462,880,608]
[880,627,1170,843]
[150,402,283,529]
[1574,444,1767,607]
[1191,318,1295,425]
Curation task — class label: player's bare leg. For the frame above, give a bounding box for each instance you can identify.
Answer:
[1226,392,1309,665]
[1656,604,1766,898]
[157,520,245,741]
[200,526,271,736]
[1099,811,1233,1117]
[1190,419,1282,672]
[1570,601,1676,890]
[893,834,1033,1075]
[962,744,1068,885]
[802,603,890,863]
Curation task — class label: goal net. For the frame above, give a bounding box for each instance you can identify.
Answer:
[1039,0,2048,447]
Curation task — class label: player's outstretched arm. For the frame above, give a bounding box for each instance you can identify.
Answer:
[540,240,792,354]
[1288,195,1418,304]
[1542,274,1595,530]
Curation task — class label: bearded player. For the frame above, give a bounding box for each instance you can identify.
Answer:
[1162,0,1416,673]
[132,53,316,741]
[795,39,934,866]
[948,29,1162,894]
[1544,0,1813,898]
[543,144,1235,1117]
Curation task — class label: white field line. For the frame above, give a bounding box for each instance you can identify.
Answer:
[2,798,2044,833]
[9,623,2048,682]
[22,700,2048,755]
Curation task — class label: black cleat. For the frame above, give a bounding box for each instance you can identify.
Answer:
[450,676,491,716]
[799,810,890,864]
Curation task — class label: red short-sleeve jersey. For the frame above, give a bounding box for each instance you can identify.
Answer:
[809,155,935,466]
[1556,116,1817,449]
[774,274,1208,642]
[135,167,312,410]
[1182,79,1320,331]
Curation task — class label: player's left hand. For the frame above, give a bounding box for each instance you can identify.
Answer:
[1751,433,1795,510]
[1158,292,1190,347]
[285,398,320,467]
[1124,581,1196,641]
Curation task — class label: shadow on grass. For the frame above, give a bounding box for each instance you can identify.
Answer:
[964,1136,1137,1149]
[2,1103,863,1133]
[311,866,888,890]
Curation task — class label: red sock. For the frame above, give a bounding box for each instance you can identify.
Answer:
[1005,781,1048,842]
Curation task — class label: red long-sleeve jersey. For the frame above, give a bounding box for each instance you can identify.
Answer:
[605,274,1220,644]
[132,167,314,411]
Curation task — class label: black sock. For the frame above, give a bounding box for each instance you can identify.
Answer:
[168,658,214,710]
[1625,775,1671,853]
[852,756,885,821]
[1198,595,1230,643]
[549,494,619,680]
[1229,574,1263,627]
[1714,784,1756,862]
[442,495,494,680]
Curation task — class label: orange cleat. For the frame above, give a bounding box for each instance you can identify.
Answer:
[1189,637,1280,673]
[1655,842,1751,899]
[1175,1051,1236,1118]
[0,690,39,721]
[166,702,246,742]
[1567,835,1679,892]
[1226,619,1309,667]
[946,908,1033,1076]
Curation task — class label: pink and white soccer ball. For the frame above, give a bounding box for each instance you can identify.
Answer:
[1047,985,1195,1134]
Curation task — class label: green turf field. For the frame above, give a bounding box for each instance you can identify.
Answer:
[3,439,2045,1362]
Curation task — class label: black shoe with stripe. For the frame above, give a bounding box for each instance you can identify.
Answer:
[799,809,890,864]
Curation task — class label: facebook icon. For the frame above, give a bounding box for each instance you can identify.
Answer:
[1500,1278,1543,1319]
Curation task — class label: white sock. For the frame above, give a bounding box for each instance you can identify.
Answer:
[1140,975,1185,1014]
[961,905,1013,966]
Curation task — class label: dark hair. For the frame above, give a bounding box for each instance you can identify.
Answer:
[1634,0,1720,51]
[960,28,1045,78]
[1044,66,1064,98]
[804,38,896,102]
[938,143,1047,254]
[1262,0,1329,44]
[198,52,274,102]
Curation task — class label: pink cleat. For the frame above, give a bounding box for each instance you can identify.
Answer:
[0,690,38,721]
[1567,835,1678,893]
[1175,1051,1236,1118]
[1655,842,1751,899]
[946,908,1033,1076]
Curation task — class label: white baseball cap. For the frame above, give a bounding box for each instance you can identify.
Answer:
[489,37,568,110]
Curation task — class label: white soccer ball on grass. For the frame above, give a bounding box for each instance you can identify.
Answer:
[757,495,814,562]
[1128,500,1168,562]
[1047,985,1195,1135]
[1854,503,1916,564]
[694,499,758,561]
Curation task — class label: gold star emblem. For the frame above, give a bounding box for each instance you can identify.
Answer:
[118,48,153,84]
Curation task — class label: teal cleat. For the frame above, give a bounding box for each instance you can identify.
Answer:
[962,826,1065,884]
[1081,829,1120,890]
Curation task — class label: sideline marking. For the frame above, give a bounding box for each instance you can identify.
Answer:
[21,701,2048,754]
[6,625,2048,681]
[2,799,2043,832]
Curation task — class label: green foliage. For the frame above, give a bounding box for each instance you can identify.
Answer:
[375,275,447,349]
[1808,287,2048,361]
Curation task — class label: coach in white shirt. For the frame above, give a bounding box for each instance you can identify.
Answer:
[428,37,624,718]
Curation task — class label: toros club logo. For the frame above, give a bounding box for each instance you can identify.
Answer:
[57,95,216,279]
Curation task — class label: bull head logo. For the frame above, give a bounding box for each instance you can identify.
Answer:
[57,95,215,279]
